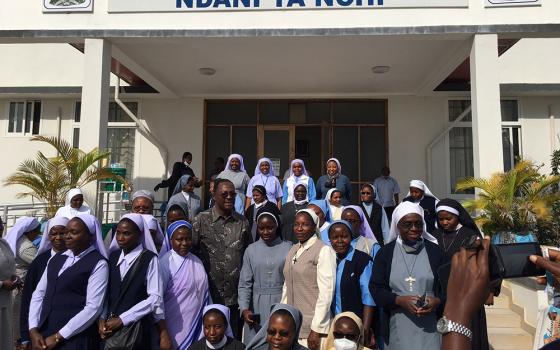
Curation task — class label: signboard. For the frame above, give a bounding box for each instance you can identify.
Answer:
[270,158,281,178]
[43,0,94,12]
[485,0,541,7]
[108,0,468,13]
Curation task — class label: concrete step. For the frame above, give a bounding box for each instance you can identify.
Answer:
[487,327,533,350]
[485,308,523,328]
[489,294,511,309]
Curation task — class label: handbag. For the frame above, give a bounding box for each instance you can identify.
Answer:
[104,250,148,350]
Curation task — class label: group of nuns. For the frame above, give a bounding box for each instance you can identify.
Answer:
[0,156,491,350]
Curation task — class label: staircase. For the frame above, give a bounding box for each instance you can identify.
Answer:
[486,287,534,350]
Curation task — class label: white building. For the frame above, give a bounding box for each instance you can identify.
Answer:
[1,0,560,211]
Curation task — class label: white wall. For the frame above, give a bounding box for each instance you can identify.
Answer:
[499,39,560,85]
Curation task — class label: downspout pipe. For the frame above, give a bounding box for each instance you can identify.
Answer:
[114,78,170,182]
[550,105,556,153]
[426,105,472,188]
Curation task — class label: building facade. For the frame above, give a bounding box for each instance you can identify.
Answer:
[1,0,559,208]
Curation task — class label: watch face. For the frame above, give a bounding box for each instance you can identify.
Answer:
[437,318,448,333]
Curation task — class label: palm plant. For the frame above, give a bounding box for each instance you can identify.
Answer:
[456,160,560,234]
[4,136,128,218]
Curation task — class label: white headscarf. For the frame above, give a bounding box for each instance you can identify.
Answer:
[37,216,69,255]
[254,157,275,177]
[5,216,41,254]
[225,154,246,172]
[55,188,91,219]
[71,213,109,258]
[293,183,309,205]
[326,188,343,221]
[132,190,155,203]
[326,157,342,174]
[142,214,164,247]
[386,201,437,244]
[109,213,158,254]
[296,208,320,234]
[407,180,438,200]
[285,159,310,203]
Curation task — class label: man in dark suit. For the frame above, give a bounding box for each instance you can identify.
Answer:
[154,152,201,199]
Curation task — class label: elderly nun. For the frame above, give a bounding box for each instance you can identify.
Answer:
[369,202,447,350]
[217,154,251,208]
[28,213,109,349]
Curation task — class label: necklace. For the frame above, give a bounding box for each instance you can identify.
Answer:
[442,228,460,252]
[398,243,419,292]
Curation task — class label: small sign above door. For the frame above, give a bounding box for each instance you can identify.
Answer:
[43,0,93,12]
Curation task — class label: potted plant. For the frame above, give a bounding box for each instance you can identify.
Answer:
[4,136,128,218]
[455,160,560,244]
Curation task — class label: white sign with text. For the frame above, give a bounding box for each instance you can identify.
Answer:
[485,0,541,7]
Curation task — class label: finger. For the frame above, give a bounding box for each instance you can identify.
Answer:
[536,276,547,285]
[548,249,560,262]
[477,238,491,276]
[530,255,560,276]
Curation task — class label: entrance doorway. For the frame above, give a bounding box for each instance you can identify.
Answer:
[203,99,387,204]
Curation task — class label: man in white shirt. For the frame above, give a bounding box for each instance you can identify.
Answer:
[373,166,400,222]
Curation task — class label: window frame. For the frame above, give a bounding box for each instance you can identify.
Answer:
[5,100,42,137]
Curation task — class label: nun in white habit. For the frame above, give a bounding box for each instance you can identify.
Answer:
[217,154,251,205]
[55,188,92,219]
[402,180,439,233]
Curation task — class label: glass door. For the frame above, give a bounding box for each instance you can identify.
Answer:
[258,126,294,181]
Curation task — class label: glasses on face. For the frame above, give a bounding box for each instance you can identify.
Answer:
[398,220,424,231]
[217,191,237,198]
[360,191,372,195]
[266,328,291,338]
[333,332,360,342]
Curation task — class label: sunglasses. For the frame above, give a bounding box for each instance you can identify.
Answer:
[217,191,237,198]
[266,328,291,338]
[333,332,360,342]
[398,220,424,230]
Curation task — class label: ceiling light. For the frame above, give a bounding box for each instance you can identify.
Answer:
[372,66,391,74]
[198,67,216,76]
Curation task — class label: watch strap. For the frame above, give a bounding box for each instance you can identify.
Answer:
[447,319,473,340]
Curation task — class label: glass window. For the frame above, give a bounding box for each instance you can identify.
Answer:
[74,101,81,123]
[448,100,472,122]
[332,101,385,124]
[207,101,257,124]
[73,128,80,148]
[501,100,519,122]
[502,126,522,171]
[107,128,136,180]
[205,126,230,178]
[333,127,359,181]
[259,102,290,124]
[108,102,136,123]
[360,127,386,183]
[232,127,257,174]
[449,127,474,194]
[306,102,331,124]
[8,101,40,135]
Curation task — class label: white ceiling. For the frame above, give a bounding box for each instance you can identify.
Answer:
[111,35,468,96]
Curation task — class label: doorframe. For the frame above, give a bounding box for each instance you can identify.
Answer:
[257,124,295,160]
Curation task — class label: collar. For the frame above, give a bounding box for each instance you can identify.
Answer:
[206,337,227,349]
[50,248,66,257]
[211,206,235,223]
[170,249,189,263]
[63,245,95,259]
[340,245,356,262]
[254,200,268,209]
[362,201,373,207]
[299,235,318,250]
[117,244,143,266]
[182,191,190,200]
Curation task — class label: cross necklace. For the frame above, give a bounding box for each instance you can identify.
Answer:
[398,243,419,292]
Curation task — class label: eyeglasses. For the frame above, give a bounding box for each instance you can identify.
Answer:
[333,332,360,342]
[266,328,291,338]
[217,191,237,198]
[398,220,424,230]
[360,192,372,195]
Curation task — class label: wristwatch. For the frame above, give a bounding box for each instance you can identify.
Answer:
[437,316,472,340]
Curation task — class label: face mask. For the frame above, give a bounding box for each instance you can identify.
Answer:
[334,338,358,350]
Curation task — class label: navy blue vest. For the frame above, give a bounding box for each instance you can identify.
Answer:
[339,249,372,318]
[403,196,437,233]
[21,251,51,341]
[38,249,104,335]
[107,249,155,317]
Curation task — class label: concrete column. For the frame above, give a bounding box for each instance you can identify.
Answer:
[80,38,112,215]
[470,34,504,179]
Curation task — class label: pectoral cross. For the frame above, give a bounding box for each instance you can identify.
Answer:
[405,276,416,292]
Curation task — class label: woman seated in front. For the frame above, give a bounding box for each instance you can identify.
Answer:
[246,303,308,350]
[188,304,245,350]
[370,201,447,350]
